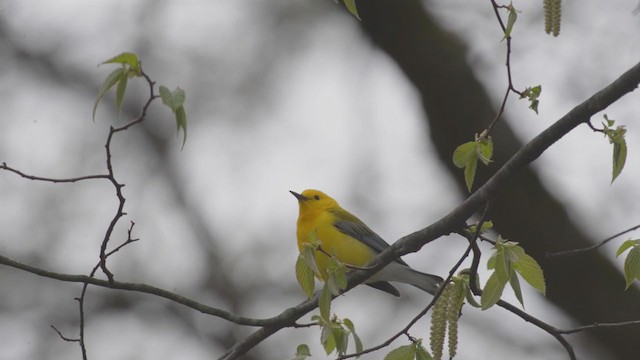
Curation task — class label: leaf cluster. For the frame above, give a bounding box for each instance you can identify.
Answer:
[602,115,628,183]
[616,239,640,289]
[384,339,432,360]
[481,239,546,309]
[93,52,188,148]
[452,134,493,192]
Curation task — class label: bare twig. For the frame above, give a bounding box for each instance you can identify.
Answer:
[0,252,297,327]
[50,325,80,343]
[98,66,158,282]
[558,320,640,335]
[485,0,524,136]
[0,163,109,182]
[547,223,640,258]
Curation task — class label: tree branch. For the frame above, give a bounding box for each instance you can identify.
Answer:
[221,60,640,358]
[0,252,313,327]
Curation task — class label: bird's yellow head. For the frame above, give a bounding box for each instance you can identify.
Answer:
[290,189,339,215]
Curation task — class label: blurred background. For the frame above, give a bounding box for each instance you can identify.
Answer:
[1,0,639,359]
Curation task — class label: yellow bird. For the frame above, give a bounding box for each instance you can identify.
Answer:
[291,189,442,296]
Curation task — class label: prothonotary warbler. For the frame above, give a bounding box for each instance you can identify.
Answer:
[291,189,443,296]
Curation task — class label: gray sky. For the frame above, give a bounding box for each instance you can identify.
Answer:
[0,1,639,359]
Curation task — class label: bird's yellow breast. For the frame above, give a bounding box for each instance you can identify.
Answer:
[296,209,377,279]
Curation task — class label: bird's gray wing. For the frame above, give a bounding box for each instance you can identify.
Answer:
[332,215,409,267]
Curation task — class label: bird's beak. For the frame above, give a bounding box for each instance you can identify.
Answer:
[290,190,310,201]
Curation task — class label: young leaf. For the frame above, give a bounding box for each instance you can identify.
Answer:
[611,129,627,183]
[294,344,312,360]
[336,325,350,355]
[320,323,336,354]
[623,246,640,289]
[384,344,416,360]
[344,0,361,20]
[302,243,320,275]
[521,85,542,114]
[481,271,507,310]
[509,269,524,308]
[513,253,546,295]
[476,137,493,165]
[463,154,478,192]
[295,255,315,298]
[503,3,519,39]
[159,86,188,146]
[616,239,639,257]
[493,250,510,283]
[93,67,125,121]
[115,74,128,115]
[452,141,477,168]
[343,318,364,354]
[416,345,433,360]
[175,105,188,149]
[319,283,332,321]
[102,52,140,71]
[487,252,497,270]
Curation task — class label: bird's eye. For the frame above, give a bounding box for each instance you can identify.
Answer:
[314,195,320,200]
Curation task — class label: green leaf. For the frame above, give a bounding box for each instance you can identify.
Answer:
[463,154,478,192]
[302,243,320,276]
[319,283,332,321]
[327,323,348,356]
[522,85,542,114]
[175,105,188,150]
[480,220,494,232]
[320,323,336,354]
[159,85,186,112]
[469,221,493,235]
[603,114,615,127]
[493,250,510,283]
[452,141,477,168]
[503,243,525,262]
[384,344,416,360]
[342,318,363,354]
[616,239,639,257]
[513,253,546,295]
[294,344,312,360]
[611,129,627,183]
[415,345,433,360]
[476,137,493,165]
[509,269,524,308]
[115,73,128,115]
[93,67,125,121]
[624,246,640,289]
[344,0,361,20]
[102,52,140,71]
[487,252,496,270]
[503,3,518,39]
[481,271,507,310]
[295,255,316,298]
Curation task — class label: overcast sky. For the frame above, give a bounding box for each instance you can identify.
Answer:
[1,1,639,359]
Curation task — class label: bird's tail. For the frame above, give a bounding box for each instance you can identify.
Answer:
[370,261,443,295]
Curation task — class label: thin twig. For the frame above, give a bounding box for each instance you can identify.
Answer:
[558,320,640,335]
[50,325,80,342]
[547,223,640,258]
[0,163,109,182]
[485,0,523,136]
[98,66,157,282]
